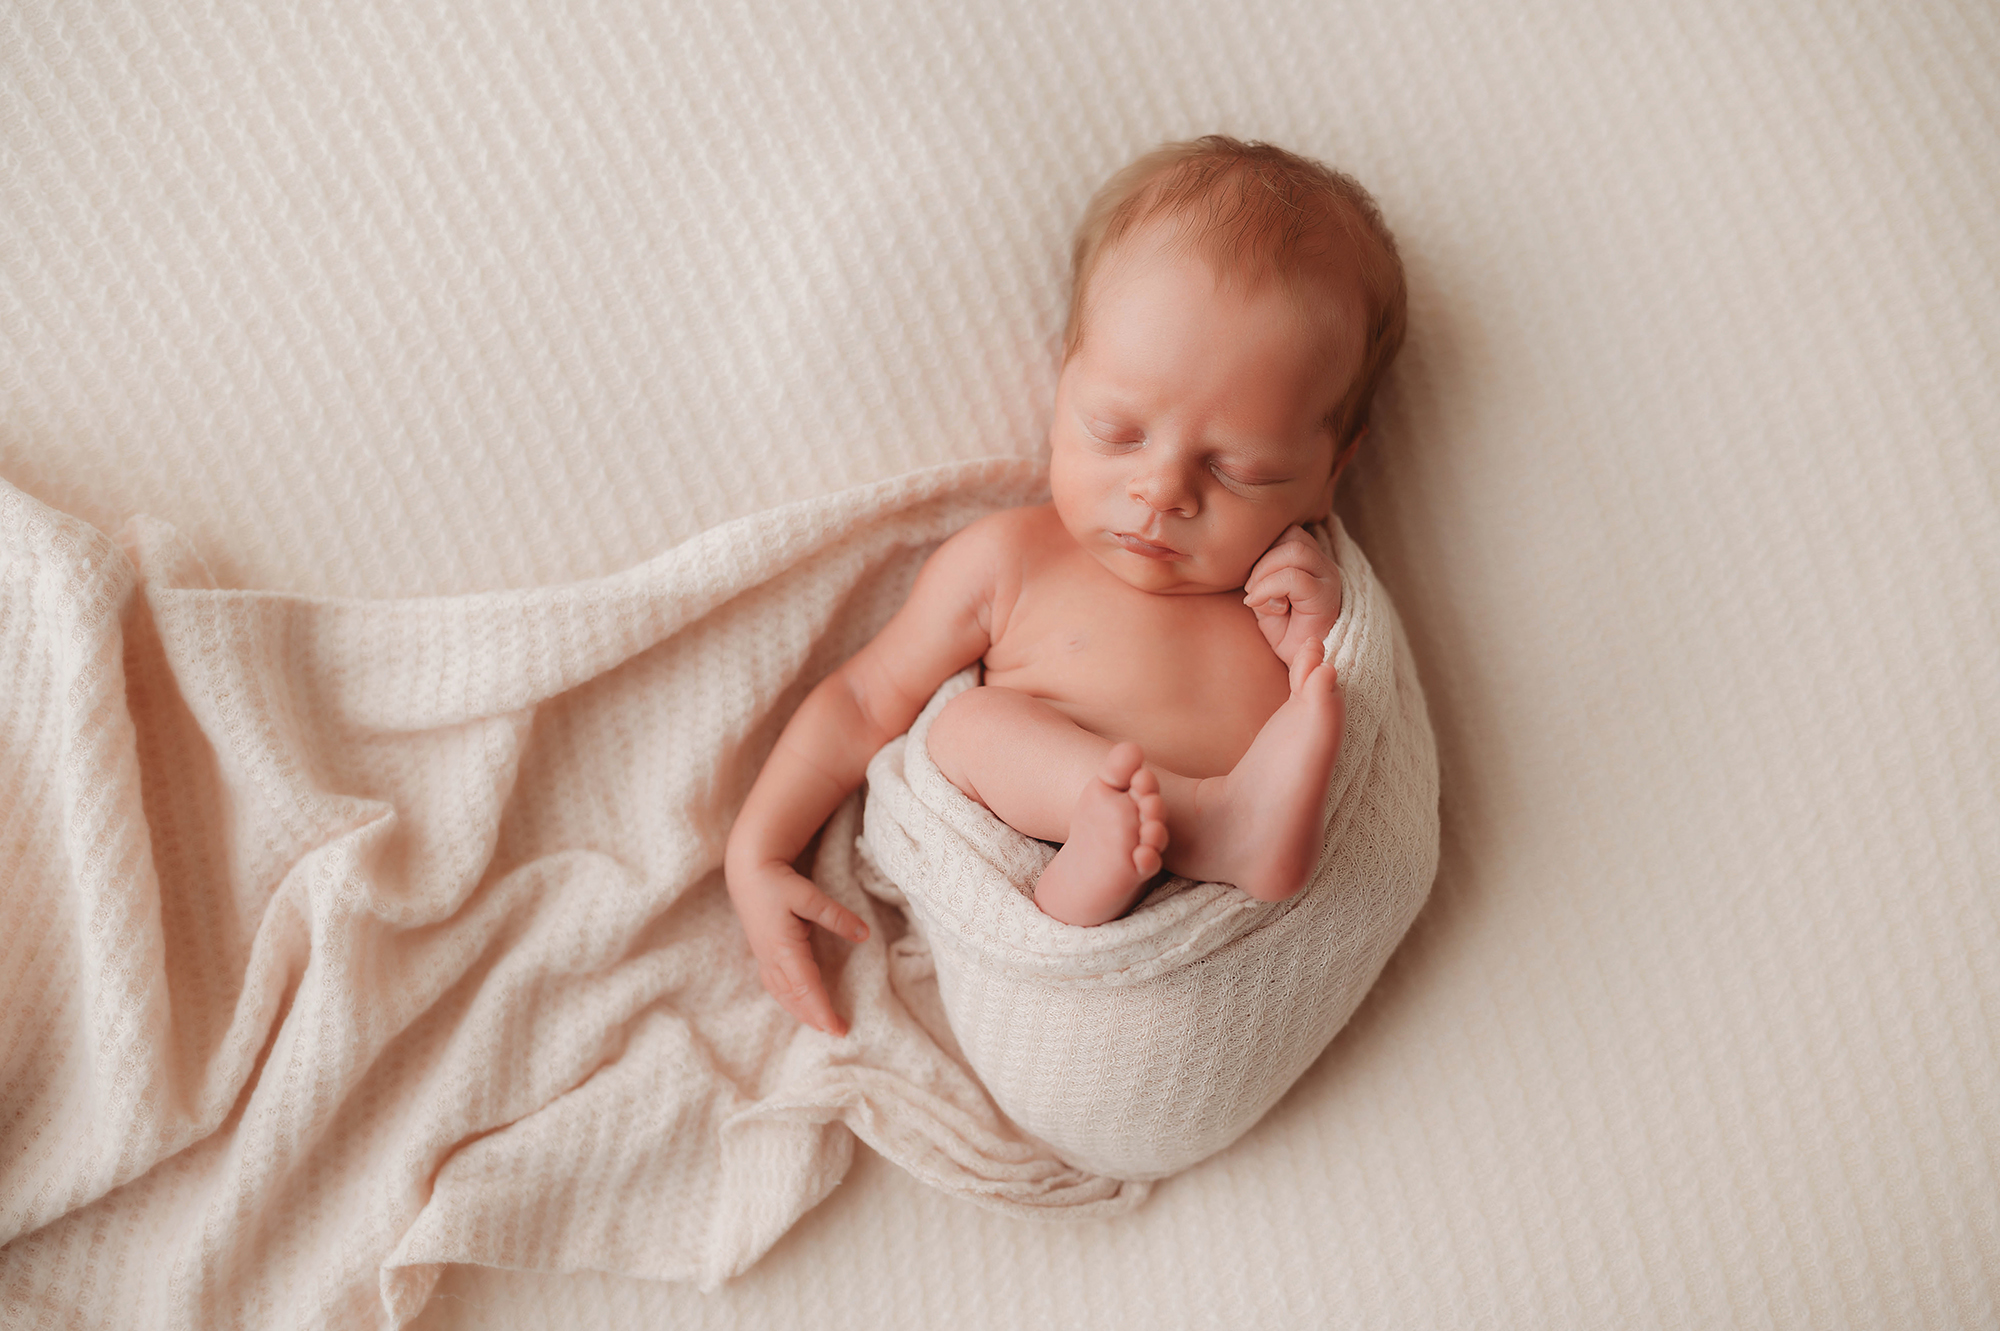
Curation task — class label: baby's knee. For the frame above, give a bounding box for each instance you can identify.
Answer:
[928,683,992,767]
[928,686,1004,799]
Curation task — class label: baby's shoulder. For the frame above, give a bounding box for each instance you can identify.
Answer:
[957,501,1053,542]
[947,503,1064,563]
[917,504,1056,630]
[930,503,1054,573]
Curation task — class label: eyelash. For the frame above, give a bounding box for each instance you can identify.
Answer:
[1086,425,1276,490]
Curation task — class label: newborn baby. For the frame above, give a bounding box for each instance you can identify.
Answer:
[726,136,1406,1036]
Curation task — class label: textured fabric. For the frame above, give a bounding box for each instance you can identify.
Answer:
[2,460,1168,1328]
[2,0,1996,1328]
[854,521,1437,1179]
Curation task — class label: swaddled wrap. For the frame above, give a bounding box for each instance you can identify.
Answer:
[856,519,1440,1180]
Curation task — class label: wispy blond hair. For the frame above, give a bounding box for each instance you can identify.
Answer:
[1064,136,1407,449]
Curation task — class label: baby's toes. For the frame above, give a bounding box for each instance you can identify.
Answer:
[1133,790,1168,882]
[1290,653,1338,700]
[1099,741,1145,791]
[1136,793,1168,849]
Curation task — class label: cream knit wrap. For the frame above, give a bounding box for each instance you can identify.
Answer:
[848,519,1440,1180]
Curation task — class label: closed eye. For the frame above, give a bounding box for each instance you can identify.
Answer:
[1086,420,1144,447]
[1211,462,1286,489]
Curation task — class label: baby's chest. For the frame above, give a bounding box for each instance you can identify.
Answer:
[996,591,1240,679]
[982,580,1290,772]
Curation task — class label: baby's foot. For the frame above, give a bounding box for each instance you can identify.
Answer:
[1033,743,1169,927]
[1170,657,1344,901]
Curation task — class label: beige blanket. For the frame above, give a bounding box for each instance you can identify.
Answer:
[849,520,1438,1180]
[3,459,1166,1329]
[2,461,1436,1325]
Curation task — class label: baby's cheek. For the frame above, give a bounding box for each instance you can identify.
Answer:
[1221,529,1281,586]
[1046,445,1102,519]
[1218,555,1266,596]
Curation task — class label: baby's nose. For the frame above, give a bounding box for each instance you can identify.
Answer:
[1132,463,1197,515]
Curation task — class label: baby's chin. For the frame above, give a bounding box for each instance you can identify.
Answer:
[1090,545,1247,596]
[1050,508,1252,594]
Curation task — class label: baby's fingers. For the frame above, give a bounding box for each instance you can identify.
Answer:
[782,876,871,945]
[1244,565,1320,613]
[760,945,845,1037]
[1249,526,1332,579]
[757,914,853,1035]
[734,869,871,1036]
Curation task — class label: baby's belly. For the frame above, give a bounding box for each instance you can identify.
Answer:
[981,613,1292,778]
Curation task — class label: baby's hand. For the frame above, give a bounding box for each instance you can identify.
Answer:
[725,859,870,1037]
[1244,524,1343,670]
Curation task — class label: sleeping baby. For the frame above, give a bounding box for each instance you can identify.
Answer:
[725,136,1406,1036]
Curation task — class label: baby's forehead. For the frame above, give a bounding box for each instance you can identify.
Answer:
[1074,266,1355,443]
[1096,219,1366,343]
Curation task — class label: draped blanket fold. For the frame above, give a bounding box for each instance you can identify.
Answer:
[0,463,1434,1328]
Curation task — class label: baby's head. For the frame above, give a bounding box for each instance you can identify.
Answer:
[1050,136,1406,594]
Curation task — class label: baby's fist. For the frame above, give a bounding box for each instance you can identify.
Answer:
[1243,525,1343,669]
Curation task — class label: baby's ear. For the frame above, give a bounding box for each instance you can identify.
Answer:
[1328,428,1367,490]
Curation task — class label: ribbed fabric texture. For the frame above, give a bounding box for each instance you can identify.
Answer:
[4,0,1995,1328]
[3,460,1177,1328]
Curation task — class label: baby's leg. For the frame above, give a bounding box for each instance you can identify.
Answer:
[1160,655,1344,901]
[927,687,1168,926]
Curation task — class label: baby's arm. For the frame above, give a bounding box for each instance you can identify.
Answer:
[723,518,1004,1036]
[1243,524,1343,668]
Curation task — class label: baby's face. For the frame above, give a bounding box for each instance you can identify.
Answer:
[1049,229,1358,596]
